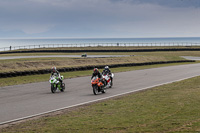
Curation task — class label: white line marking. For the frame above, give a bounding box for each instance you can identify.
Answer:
[1,74,200,125]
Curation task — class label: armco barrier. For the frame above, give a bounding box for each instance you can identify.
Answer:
[0,60,195,79]
[1,48,200,54]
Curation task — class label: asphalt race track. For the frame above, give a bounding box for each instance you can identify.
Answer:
[1,63,200,124]
[181,56,200,60]
[0,55,130,60]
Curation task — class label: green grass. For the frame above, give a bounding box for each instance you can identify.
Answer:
[1,49,200,132]
[0,50,199,87]
[0,54,184,73]
[1,71,200,132]
[1,50,200,73]
[0,61,197,87]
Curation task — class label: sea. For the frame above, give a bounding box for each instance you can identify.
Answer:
[0,37,200,51]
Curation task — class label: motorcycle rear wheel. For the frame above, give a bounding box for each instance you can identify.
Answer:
[102,89,106,93]
[60,83,65,92]
[110,80,113,88]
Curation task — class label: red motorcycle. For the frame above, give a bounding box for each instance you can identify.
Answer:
[91,76,106,95]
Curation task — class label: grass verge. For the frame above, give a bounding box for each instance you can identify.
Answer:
[0,54,183,73]
[1,71,200,132]
[0,61,197,87]
[1,51,200,73]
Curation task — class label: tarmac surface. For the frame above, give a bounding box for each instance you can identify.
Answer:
[0,55,131,60]
[1,63,200,124]
[181,56,200,60]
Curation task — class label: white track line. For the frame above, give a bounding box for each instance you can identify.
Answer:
[1,74,200,125]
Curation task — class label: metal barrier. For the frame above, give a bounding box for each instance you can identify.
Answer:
[0,42,200,51]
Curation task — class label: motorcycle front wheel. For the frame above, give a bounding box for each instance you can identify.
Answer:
[93,85,98,95]
[51,84,57,93]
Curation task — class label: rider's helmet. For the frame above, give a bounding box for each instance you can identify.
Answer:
[94,68,99,74]
[105,66,109,71]
[51,66,56,73]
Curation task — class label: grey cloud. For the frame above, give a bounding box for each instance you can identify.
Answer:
[0,0,200,37]
[110,0,200,8]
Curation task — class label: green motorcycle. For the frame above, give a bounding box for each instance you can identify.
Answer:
[49,75,65,93]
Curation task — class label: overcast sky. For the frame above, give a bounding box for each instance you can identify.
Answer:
[0,0,200,38]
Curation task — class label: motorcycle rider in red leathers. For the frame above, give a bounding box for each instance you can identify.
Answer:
[91,68,106,87]
[91,68,102,79]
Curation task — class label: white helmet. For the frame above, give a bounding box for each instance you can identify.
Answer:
[105,66,109,69]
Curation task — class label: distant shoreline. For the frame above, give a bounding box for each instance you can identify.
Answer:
[1,36,200,40]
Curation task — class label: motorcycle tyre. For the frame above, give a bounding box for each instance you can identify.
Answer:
[60,83,65,92]
[109,79,113,88]
[51,84,57,93]
[93,85,98,95]
[102,89,106,93]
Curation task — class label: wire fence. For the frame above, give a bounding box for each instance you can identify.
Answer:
[0,42,200,51]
